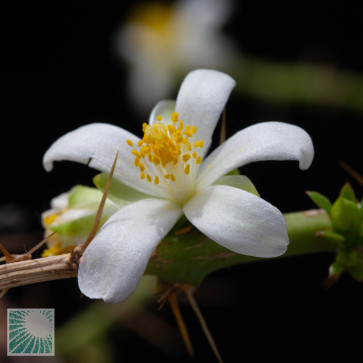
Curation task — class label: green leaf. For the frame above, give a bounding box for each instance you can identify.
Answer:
[339,182,356,202]
[213,174,259,196]
[330,197,362,237]
[306,191,332,215]
[317,231,345,246]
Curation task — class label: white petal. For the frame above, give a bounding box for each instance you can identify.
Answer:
[149,100,176,125]
[43,123,163,197]
[184,185,288,258]
[78,198,182,304]
[197,121,314,189]
[175,69,235,157]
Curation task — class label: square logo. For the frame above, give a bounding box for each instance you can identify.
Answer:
[7,309,54,356]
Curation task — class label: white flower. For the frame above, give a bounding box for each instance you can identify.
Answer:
[116,0,236,113]
[43,69,314,304]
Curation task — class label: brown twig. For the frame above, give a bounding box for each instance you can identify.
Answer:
[0,253,77,290]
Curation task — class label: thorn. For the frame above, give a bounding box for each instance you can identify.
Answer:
[168,290,195,358]
[0,243,13,263]
[183,285,224,363]
[78,151,119,255]
[28,231,57,255]
[0,232,56,264]
[174,225,193,236]
[339,161,363,186]
[0,288,9,299]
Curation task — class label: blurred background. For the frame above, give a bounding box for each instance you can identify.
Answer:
[0,0,362,361]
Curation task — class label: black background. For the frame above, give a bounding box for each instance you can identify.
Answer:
[0,1,362,362]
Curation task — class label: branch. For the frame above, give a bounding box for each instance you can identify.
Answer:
[0,254,77,289]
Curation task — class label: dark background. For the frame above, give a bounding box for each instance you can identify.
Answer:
[0,1,362,362]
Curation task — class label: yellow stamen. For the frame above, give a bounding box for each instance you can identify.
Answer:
[182,153,191,163]
[129,112,204,191]
[126,139,133,147]
[132,149,141,158]
[171,112,179,123]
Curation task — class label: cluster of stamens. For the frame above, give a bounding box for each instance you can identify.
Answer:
[126,112,203,190]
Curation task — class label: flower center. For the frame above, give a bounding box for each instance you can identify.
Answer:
[127,112,204,204]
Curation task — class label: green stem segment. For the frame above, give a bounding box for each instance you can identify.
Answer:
[145,209,334,286]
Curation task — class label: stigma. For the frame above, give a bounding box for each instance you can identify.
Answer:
[127,112,204,202]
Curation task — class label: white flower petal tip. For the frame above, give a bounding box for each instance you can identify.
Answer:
[184,185,289,258]
[197,121,315,189]
[78,198,182,304]
[176,69,236,154]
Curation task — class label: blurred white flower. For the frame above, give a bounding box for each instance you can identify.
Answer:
[43,69,314,303]
[116,0,236,113]
[41,186,118,256]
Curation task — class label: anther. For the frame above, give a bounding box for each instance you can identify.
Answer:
[182,154,191,163]
[127,139,133,147]
[171,112,178,123]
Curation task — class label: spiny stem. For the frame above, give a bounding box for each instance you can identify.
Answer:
[183,286,224,363]
[168,290,195,358]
